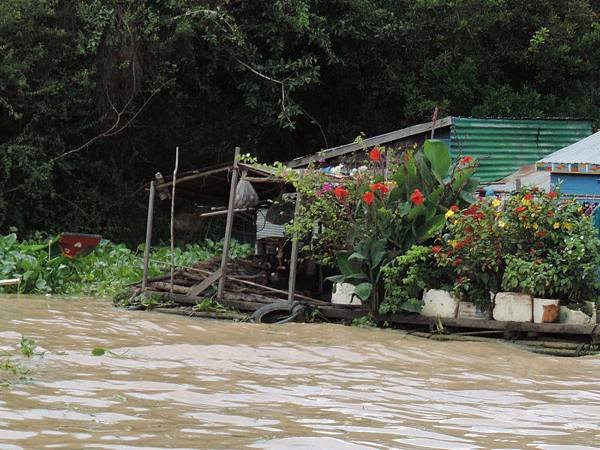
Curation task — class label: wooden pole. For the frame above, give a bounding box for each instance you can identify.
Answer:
[287,190,302,302]
[217,147,240,299]
[170,147,180,294]
[142,181,156,292]
[430,106,439,139]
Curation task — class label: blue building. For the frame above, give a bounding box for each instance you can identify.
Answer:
[536,131,600,199]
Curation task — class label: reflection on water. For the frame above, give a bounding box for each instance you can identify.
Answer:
[1,295,599,449]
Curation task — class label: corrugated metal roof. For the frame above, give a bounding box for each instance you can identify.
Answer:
[450,118,592,182]
[287,117,453,168]
[538,130,600,165]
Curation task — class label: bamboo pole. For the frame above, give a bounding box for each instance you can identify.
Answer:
[287,191,302,302]
[217,147,240,299]
[142,181,156,291]
[170,147,180,294]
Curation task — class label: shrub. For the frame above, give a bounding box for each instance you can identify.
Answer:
[380,245,453,314]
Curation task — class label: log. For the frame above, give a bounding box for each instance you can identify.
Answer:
[150,282,190,295]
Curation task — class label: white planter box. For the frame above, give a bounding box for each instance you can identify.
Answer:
[493,292,532,322]
[331,282,361,305]
[559,302,596,325]
[421,289,459,318]
[533,298,560,323]
[458,301,491,320]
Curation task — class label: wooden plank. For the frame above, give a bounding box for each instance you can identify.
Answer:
[315,307,600,336]
[155,166,231,190]
[0,278,20,286]
[188,267,222,297]
[218,147,240,299]
[287,117,453,168]
[198,208,253,218]
[142,181,156,291]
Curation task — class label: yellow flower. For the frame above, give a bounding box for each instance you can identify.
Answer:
[533,223,539,230]
[449,240,458,248]
[498,220,506,228]
[445,209,455,220]
[522,199,531,206]
[553,222,561,229]
[492,199,501,208]
[563,222,573,231]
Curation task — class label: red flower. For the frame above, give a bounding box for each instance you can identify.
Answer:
[362,191,375,205]
[460,156,473,164]
[410,189,425,206]
[523,193,533,201]
[547,210,554,217]
[369,147,381,162]
[548,191,558,199]
[370,182,389,193]
[333,186,349,201]
[537,230,547,238]
[515,206,527,213]
[452,258,462,267]
[450,204,460,212]
[431,245,442,254]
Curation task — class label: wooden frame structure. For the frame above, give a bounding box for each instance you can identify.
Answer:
[141,148,304,304]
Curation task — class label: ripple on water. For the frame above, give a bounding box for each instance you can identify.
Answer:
[1,295,600,449]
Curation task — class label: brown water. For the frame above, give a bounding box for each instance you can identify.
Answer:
[1,296,599,450]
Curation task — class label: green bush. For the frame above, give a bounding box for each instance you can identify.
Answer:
[0,234,251,297]
[380,245,453,314]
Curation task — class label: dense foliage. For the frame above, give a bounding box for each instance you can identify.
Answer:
[298,140,478,312]
[0,233,250,296]
[1,1,599,242]
[434,189,600,309]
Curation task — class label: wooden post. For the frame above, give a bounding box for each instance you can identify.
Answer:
[217,147,240,299]
[170,147,180,294]
[430,106,439,139]
[287,190,302,302]
[142,181,156,292]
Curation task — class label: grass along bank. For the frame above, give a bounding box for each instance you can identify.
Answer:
[0,233,251,297]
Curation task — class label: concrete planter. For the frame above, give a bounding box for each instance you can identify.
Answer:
[492,292,532,322]
[331,282,361,305]
[559,302,597,325]
[421,289,459,318]
[533,298,560,323]
[457,301,491,320]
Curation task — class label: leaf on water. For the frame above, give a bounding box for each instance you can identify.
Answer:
[91,348,106,356]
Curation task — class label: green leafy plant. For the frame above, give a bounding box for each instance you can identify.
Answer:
[437,188,600,308]
[0,234,251,298]
[380,245,453,314]
[326,140,478,312]
[19,336,38,358]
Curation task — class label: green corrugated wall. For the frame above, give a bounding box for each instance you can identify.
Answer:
[449,118,592,182]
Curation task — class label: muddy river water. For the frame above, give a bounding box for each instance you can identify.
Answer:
[1,295,599,449]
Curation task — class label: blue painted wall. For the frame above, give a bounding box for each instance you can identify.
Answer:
[551,173,600,196]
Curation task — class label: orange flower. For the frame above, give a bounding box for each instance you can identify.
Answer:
[523,193,533,201]
[431,245,442,254]
[369,147,381,162]
[362,191,375,204]
[370,182,389,193]
[410,189,425,206]
[333,186,349,201]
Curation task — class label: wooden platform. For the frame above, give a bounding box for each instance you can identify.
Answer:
[151,291,599,340]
